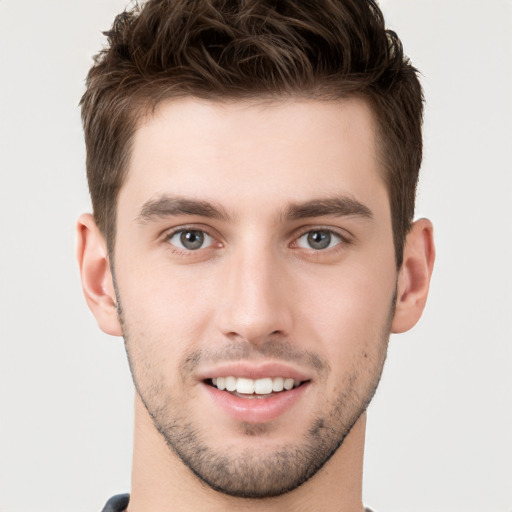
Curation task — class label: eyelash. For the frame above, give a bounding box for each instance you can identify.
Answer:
[162,225,351,255]
[163,225,220,255]
[293,227,351,251]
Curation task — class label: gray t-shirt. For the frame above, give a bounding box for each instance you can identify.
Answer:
[101,493,375,511]
[101,494,129,512]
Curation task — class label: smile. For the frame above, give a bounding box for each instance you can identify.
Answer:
[210,376,303,395]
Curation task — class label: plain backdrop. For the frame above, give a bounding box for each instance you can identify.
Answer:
[0,1,511,511]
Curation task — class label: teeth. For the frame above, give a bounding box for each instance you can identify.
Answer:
[225,376,237,392]
[254,377,273,395]
[211,376,303,394]
[284,378,294,391]
[236,377,255,394]
[273,377,284,392]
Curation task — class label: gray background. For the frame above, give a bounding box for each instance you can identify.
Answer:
[1,1,511,511]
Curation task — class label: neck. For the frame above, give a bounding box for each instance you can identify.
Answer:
[128,394,366,512]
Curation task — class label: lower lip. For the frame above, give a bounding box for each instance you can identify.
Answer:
[201,382,309,424]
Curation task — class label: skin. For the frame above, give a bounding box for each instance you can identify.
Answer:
[77,97,435,512]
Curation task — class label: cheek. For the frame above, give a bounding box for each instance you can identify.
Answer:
[115,263,211,375]
[302,272,394,414]
[296,260,396,363]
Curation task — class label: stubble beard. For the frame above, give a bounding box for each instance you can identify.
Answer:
[115,284,394,499]
[140,376,384,499]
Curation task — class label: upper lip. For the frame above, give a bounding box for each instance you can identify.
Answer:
[196,361,311,382]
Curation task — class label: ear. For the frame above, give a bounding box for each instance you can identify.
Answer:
[76,213,123,336]
[391,218,435,333]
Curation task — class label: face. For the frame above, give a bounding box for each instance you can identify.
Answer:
[113,97,398,497]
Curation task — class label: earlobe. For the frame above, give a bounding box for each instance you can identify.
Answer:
[391,218,435,333]
[76,213,123,336]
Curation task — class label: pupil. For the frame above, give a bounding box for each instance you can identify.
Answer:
[181,230,204,249]
[308,231,330,250]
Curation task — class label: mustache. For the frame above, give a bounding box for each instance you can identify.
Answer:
[180,338,330,376]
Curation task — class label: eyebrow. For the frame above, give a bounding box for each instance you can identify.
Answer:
[283,196,373,221]
[136,196,231,223]
[136,194,373,224]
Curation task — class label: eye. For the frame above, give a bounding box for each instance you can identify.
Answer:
[167,229,214,251]
[296,229,343,250]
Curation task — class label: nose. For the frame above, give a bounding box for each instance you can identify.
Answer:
[215,246,293,345]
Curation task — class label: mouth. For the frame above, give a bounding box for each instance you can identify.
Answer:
[198,363,312,422]
[207,376,305,398]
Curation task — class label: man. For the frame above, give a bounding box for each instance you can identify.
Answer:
[76,0,435,510]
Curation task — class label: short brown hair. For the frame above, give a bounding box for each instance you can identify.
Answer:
[81,0,423,267]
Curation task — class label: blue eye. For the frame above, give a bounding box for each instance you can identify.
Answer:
[296,230,342,250]
[168,229,214,250]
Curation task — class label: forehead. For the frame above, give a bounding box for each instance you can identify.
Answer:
[120,96,388,219]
